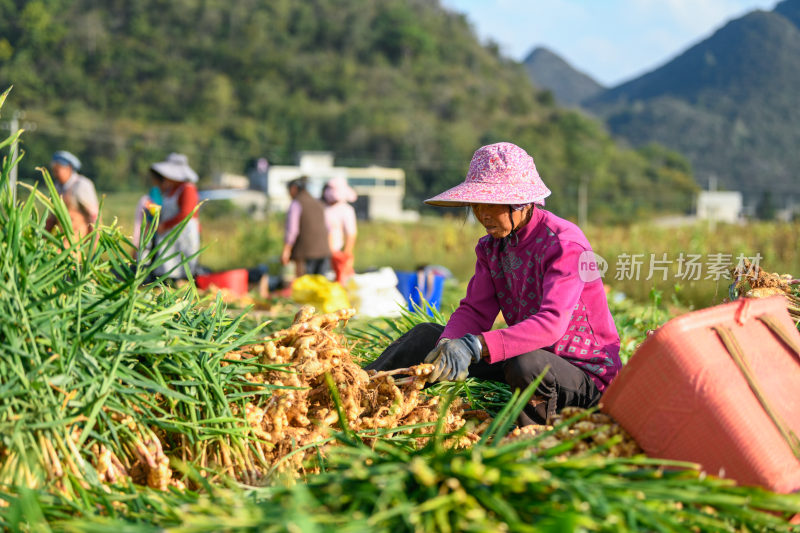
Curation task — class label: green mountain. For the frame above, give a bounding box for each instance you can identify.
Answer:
[523,47,604,107]
[584,0,800,208]
[0,0,696,221]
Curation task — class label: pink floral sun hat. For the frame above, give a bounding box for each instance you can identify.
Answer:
[424,142,551,207]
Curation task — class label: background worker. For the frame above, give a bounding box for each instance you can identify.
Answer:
[46,150,99,236]
[149,153,200,280]
[366,142,621,426]
[323,176,358,284]
[281,177,330,278]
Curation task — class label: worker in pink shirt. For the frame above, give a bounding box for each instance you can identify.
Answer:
[366,142,621,426]
[322,177,358,284]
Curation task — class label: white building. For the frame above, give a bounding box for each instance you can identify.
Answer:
[265,152,419,221]
[696,191,743,224]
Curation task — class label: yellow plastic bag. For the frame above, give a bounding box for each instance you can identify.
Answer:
[291,274,351,313]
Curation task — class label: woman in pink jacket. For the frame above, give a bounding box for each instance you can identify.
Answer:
[366,142,621,426]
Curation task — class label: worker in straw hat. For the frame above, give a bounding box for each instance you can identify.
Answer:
[366,142,621,426]
[148,152,200,280]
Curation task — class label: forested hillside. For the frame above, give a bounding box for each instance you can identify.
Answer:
[0,0,696,221]
[523,47,604,107]
[584,0,800,208]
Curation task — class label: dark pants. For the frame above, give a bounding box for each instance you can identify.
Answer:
[366,323,602,426]
[296,257,330,277]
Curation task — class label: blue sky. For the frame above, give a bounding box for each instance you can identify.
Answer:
[441,0,778,86]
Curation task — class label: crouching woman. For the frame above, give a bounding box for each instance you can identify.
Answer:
[367,142,621,426]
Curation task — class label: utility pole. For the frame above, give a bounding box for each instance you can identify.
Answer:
[707,174,717,233]
[578,176,588,228]
[258,157,270,217]
[5,111,36,202]
[6,111,22,201]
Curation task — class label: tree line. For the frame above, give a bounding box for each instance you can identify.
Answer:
[0,0,697,222]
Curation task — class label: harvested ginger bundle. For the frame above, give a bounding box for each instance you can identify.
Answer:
[732,259,800,319]
[85,306,488,490]
[502,407,641,458]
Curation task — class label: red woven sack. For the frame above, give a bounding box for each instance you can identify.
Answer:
[601,296,800,492]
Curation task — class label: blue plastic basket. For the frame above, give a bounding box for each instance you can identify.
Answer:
[396,270,445,314]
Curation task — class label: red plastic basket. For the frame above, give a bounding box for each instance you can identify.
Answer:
[195,269,249,296]
[601,296,800,493]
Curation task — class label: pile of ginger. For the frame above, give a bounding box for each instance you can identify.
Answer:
[228,306,488,474]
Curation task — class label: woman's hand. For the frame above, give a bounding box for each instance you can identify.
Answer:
[280,244,292,265]
[424,334,482,382]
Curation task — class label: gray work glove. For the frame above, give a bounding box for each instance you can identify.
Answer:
[424,334,483,383]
